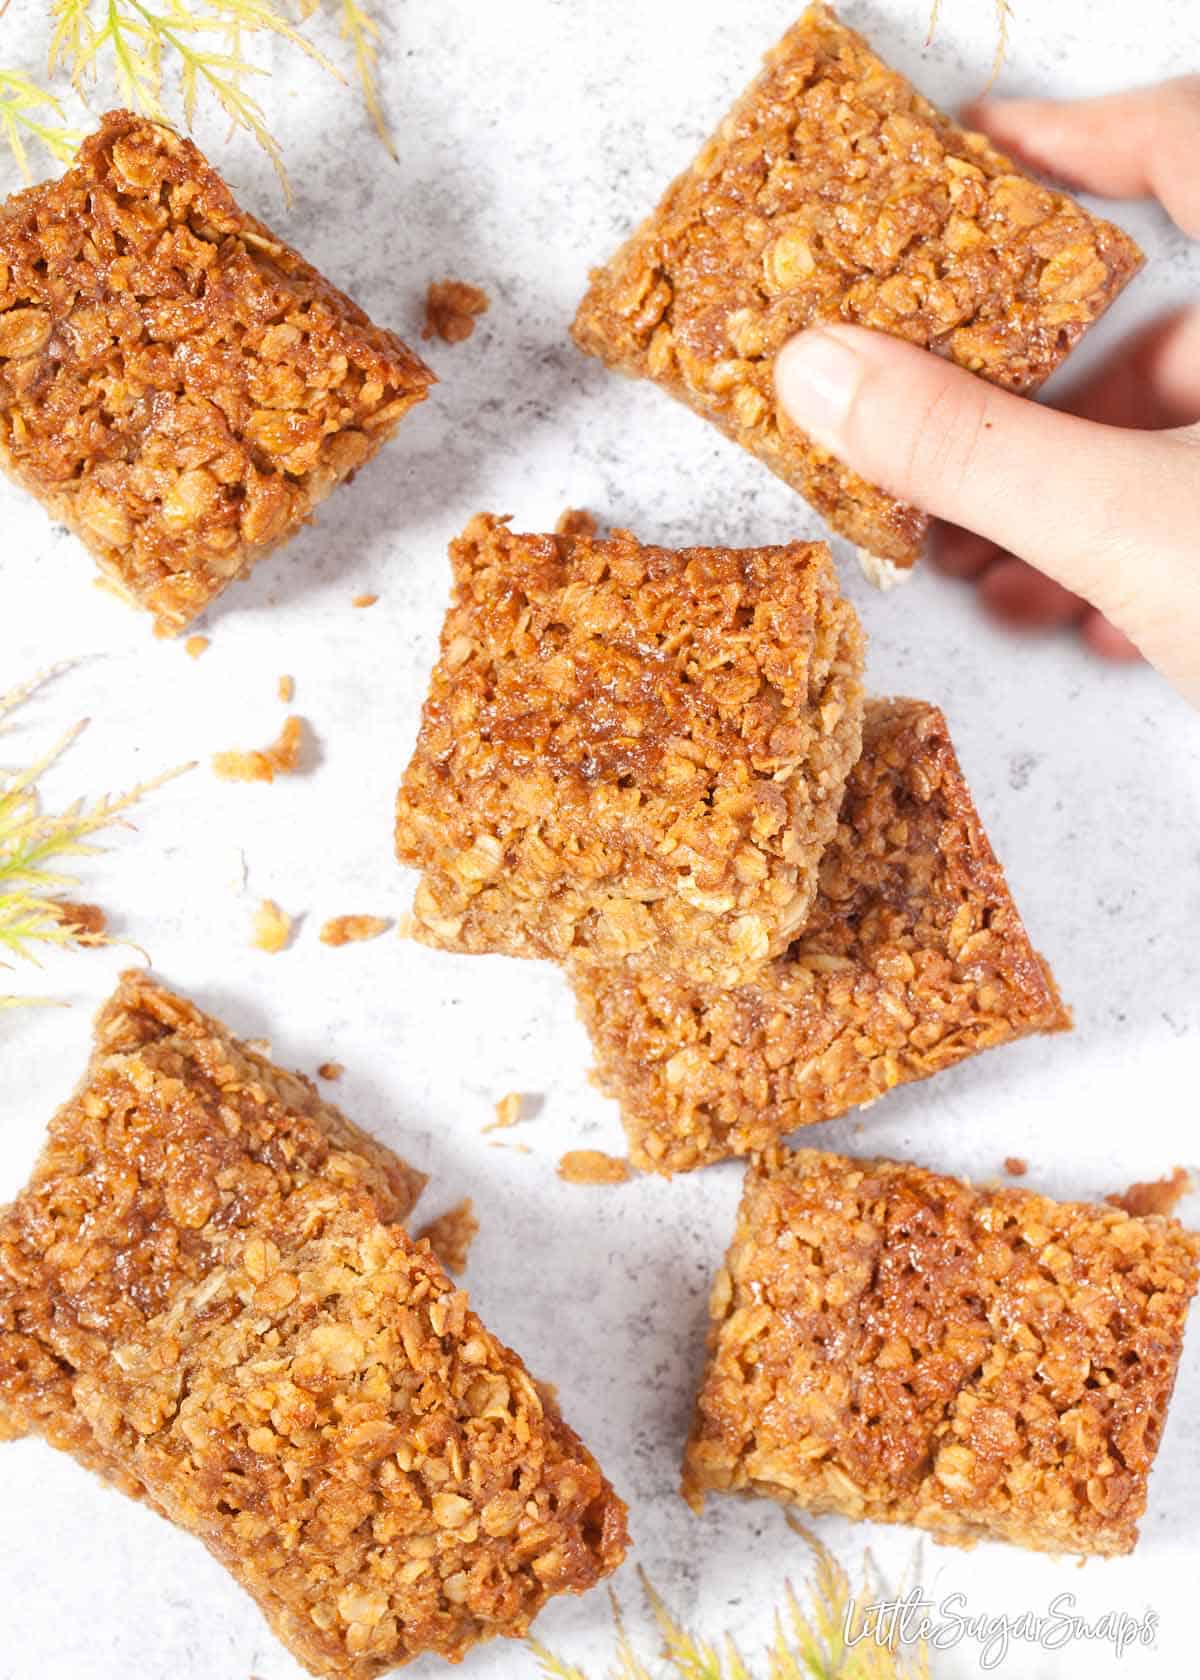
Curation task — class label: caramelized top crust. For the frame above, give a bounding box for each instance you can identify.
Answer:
[0,971,425,1482]
[0,112,434,631]
[571,699,1070,1171]
[572,4,1142,565]
[683,1147,1200,1557]
[75,1189,628,1678]
[395,513,864,986]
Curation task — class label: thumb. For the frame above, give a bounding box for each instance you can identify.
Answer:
[774,326,1200,686]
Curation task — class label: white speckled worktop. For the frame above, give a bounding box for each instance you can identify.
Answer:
[1,1,1199,1675]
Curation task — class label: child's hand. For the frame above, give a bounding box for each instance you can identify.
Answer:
[774,78,1200,707]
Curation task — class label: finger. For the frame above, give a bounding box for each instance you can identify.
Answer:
[775,325,1172,604]
[963,79,1200,237]
[933,526,998,579]
[774,325,1200,702]
[1058,307,1200,431]
[979,558,1088,630]
[1081,611,1144,662]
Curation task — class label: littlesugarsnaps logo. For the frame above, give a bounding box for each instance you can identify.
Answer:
[843,1586,1157,1670]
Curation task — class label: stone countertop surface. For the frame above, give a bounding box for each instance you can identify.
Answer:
[1,1,1198,1675]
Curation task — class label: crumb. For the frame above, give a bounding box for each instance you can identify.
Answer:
[557,1150,630,1185]
[1107,1168,1192,1220]
[52,899,107,940]
[555,507,598,540]
[486,1092,523,1133]
[422,278,490,344]
[417,1198,479,1276]
[184,635,210,659]
[277,675,294,703]
[212,715,305,783]
[252,899,292,954]
[317,1062,344,1082]
[352,593,379,608]
[320,914,392,947]
[1004,1157,1028,1177]
[395,911,414,940]
[856,550,910,591]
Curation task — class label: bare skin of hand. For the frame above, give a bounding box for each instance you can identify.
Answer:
[773,78,1200,708]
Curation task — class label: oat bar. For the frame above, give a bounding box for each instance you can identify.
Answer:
[0,112,434,633]
[0,972,426,1487]
[395,513,864,986]
[570,699,1069,1173]
[72,1142,628,1676]
[683,1147,1200,1556]
[572,4,1142,575]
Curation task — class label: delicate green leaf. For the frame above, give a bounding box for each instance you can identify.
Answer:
[528,1531,933,1679]
[0,69,80,180]
[45,0,343,192]
[0,675,190,1004]
[0,665,78,731]
[610,1587,656,1680]
[336,0,392,158]
[926,0,1013,86]
[526,1640,591,1680]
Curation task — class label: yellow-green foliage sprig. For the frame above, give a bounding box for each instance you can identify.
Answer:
[529,1529,932,1680]
[0,0,389,186]
[48,0,339,192]
[0,669,189,1007]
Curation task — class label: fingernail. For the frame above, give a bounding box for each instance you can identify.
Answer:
[773,328,866,451]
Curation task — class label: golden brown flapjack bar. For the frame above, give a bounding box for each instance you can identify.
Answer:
[0,112,434,632]
[683,1147,1200,1556]
[570,700,1070,1172]
[75,1181,628,1677]
[572,5,1142,577]
[0,973,627,1673]
[0,972,425,1488]
[395,513,864,987]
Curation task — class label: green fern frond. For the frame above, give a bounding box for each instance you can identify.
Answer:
[47,0,338,192]
[988,1,1013,87]
[208,0,336,66]
[611,1588,658,1680]
[46,0,93,83]
[0,68,81,180]
[927,1,1013,86]
[0,676,191,1005]
[644,1570,734,1680]
[529,1531,932,1680]
[527,1643,591,1680]
[0,665,77,731]
[293,0,388,155]
[778,1519,852,1676]
[335,0,392,158]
